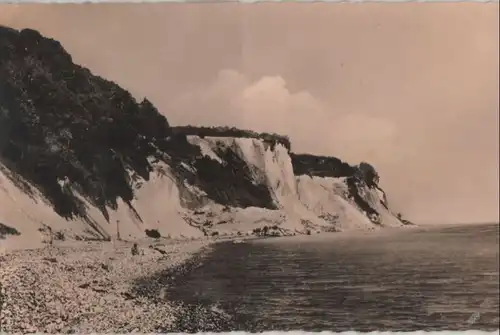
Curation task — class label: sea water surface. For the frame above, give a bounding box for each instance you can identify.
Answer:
[167,223,499,331]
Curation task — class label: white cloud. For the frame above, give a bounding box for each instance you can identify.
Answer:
[169,69,398,165]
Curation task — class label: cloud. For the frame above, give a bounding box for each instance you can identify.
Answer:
[168,69,398,165]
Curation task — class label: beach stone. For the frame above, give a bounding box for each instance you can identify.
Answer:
[0,239,211,332]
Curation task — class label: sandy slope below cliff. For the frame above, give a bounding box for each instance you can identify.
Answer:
[0,162,203,252]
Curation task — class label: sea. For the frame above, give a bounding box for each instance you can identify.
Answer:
[166,223,500,331]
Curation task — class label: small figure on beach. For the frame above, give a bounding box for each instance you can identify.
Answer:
[131,243,139,256]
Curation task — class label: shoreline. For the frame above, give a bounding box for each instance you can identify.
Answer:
[0,224,420,332]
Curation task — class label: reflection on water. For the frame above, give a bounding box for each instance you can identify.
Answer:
[167,223,499,331]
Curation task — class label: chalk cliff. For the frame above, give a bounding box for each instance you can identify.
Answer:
[0,26,411,249]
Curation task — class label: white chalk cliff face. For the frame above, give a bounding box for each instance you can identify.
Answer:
[182,136,405,237]
[0,26,410,250]
[1,134,407,250]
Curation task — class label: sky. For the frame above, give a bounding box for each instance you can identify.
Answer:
[0,3,498,224]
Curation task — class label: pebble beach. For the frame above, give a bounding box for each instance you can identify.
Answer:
[0,238,218,333]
